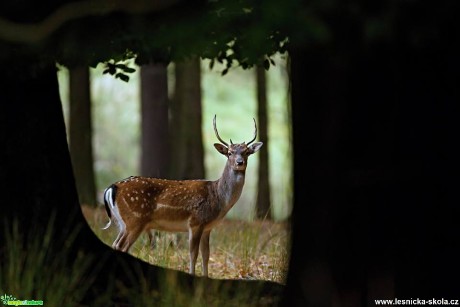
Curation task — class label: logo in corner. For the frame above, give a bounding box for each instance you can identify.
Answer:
[1,295,16,305]
[0,294,43,306]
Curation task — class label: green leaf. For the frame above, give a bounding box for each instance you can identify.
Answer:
[115,73,130,82]
[263,59,270,70]
[122,67,136,73]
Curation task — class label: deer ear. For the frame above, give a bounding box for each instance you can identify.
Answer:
[248,142,263,154]
[214,143,228,155]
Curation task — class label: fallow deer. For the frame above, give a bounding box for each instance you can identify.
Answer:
[102,115,263,277]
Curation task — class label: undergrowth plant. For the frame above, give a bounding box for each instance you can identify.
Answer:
[1,210,286,306]
[0,215,99,306]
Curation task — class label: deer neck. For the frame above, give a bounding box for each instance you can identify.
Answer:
[215,162,246,211]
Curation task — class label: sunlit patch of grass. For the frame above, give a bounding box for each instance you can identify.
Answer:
[132,232,190,274]
[209,219,290,283]
[83,205,290,285]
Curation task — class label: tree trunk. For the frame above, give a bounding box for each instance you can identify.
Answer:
[140,63,170,178]
[69,66,97,206]
[255,65,272,220]
[169,57,205,180]
[0,65,110,300]
[0,63,83,238]
[281,16,460,307]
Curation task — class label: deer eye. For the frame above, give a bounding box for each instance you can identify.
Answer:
[228,151,232,156]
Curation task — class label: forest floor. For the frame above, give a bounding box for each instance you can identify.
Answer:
[81,205,291,285]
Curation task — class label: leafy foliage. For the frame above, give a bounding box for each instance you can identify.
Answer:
[0,0,293,76]
[102,60,137,82]
[1,0,456,78]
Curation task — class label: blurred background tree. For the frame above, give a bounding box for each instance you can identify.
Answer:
[68,66,97,207]
[140,62,170,179]
[255,63,272,220]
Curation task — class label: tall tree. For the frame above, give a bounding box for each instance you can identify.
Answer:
[140,62,170,178]
[69,66,97,206]
[255,64,272,220]
[169,56,205,180]
[280,3,460,305]
[140,62,175,248]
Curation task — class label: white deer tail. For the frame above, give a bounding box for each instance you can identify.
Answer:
[102,185,116,230]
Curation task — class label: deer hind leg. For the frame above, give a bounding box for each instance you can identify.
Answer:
[188,225,204,275]
[200,230,211,277]
[111,215,127,250]
[114,224,144,253]
[147,231,180,249]
[147,230,156,249]
[112,228,126,250]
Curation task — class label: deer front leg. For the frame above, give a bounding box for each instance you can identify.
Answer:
[200,230,211,277]
[188,225,204,275]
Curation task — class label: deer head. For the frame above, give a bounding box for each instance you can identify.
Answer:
[213,114,263,172]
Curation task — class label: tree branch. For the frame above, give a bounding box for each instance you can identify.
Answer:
[0,0,182,44]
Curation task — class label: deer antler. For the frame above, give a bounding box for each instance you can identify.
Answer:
[246,118,258,145]
[213,115,229,147]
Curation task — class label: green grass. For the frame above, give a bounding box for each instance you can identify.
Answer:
[82,205,290,284]
[0,216,98,306]
[1,210,288,306]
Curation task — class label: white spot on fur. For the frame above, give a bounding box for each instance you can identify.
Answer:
[157,203,180,210]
